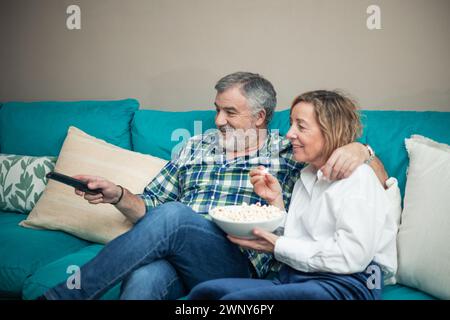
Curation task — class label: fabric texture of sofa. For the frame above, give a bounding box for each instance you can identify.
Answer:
[1,99,448,300]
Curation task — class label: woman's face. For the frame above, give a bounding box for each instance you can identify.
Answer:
[286,102,327,168]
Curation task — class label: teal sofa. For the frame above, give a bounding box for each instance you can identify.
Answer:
[1,99,448,300]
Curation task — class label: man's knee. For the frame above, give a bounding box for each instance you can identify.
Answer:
[121,260,181,300]
[156,202,201,224]
[135,202,206,234]
[138,202,193,225]
[157,202,194,216]
[159,201,190,211]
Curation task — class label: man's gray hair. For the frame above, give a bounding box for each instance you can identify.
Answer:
[214,72,277,125]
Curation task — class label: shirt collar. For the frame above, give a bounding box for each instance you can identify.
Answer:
[203,129,286,158]
[300,164,330,196]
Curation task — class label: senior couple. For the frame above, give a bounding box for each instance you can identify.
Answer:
[41,72,398,300]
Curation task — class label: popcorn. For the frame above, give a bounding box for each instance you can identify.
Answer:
[210,202,283,222]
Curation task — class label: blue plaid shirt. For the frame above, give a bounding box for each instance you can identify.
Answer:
[139,130,303,278]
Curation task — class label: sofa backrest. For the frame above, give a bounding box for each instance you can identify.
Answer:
[358,111,450,198]
[1,100,448,199]
[131,110,216,160]
[131,109,450,198]
[0,99,139,157]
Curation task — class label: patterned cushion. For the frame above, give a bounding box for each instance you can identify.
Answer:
[0,154,56,213]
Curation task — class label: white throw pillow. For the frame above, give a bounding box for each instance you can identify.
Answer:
[396,135,450,299]
[20,127,167,244]
[381,176,402,286]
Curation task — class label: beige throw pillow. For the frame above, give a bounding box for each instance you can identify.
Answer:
[20,127,167,244]
[396,135,450,299]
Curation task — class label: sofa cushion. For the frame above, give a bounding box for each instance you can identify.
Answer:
[270,110,450,198]
[22,244,120,300]
[0,103,3,153]
[132,110,216,160]
[358,111,450,198]
[24,248,433,300]
[132,109,293,160]
[0,212,89,297]
[396,135,450,299]
[133,109,450,197]
[382,284,436,300]
[21,127,167,244]
[268,109,290,135]
[0,99,139,157]
[0,154,56,214]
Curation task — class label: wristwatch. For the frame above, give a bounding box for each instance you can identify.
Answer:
[364,144,375,164]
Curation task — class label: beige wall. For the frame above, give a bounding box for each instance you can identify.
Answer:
[1,0,449,111]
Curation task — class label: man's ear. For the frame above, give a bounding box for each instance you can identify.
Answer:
[255,109,267,128]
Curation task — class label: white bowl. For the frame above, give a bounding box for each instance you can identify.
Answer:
[209,205,286,239]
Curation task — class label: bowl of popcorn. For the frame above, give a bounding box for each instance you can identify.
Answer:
[209,203,286,239]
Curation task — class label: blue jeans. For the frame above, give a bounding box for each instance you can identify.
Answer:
[120,260,185,300]
[44,202,252,300]
[188,263,383,300]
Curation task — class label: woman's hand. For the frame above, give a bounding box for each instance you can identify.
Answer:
[249,166,284,210]
[72,175,122,205]
[227,227,279,253]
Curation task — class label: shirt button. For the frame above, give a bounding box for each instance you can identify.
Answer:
[211,196,215,200]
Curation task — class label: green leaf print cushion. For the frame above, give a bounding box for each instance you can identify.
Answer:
[0,154,56,213]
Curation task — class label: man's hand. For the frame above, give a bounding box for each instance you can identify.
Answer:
[227,227,279,253]
[321,142,369,180]
[72,175,122,204]
[368,157,389,189]
[72,174,146,223]
[320,143,389,187]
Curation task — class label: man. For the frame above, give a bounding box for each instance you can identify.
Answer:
[42,72,387,299]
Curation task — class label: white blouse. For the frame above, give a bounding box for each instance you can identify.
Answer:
[274,164,400,283]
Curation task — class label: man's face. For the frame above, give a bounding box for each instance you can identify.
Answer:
[214,86,265,152]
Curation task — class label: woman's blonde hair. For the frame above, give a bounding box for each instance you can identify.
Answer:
[291,90,362,160]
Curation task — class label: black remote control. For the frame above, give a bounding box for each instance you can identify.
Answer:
[46,172,102,195]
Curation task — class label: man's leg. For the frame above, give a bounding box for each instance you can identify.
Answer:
[44,202,252,299]
[120,260,186,300]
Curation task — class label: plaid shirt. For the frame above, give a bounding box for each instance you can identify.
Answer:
[139,130,303,278]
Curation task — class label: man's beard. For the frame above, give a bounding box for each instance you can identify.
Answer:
[217,125,260,153]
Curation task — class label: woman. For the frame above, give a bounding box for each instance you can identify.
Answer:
[187,90,398,300]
